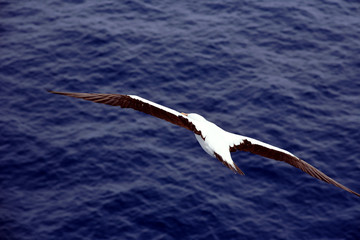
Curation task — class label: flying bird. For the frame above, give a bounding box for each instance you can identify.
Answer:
[48,90,360,198]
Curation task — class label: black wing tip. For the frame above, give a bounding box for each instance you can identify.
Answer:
[233,140,360,198]
[46,89,63,95]
[349,190,360,198]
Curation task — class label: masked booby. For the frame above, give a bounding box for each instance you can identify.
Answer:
[48,90,360,198]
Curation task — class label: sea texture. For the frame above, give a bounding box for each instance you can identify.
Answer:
[1,0,360,239]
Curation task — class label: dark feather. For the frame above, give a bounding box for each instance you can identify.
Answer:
[214,152,245,175]
[230,139,360,197]
[48,90,201,135]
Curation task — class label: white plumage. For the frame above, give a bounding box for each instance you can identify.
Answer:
[48,90,360,198]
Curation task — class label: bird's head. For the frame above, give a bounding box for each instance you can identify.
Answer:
[182,113,207,122]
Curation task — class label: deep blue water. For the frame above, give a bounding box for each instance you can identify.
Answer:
[1,0,360,239]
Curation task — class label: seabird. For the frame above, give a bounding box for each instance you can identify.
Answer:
[48,90,360,198]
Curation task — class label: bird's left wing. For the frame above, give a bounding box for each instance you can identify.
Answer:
[48,91,201,135]
[228,134,360,197]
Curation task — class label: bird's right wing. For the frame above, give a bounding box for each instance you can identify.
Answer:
[48,91,202,135]
[228,133,360,197]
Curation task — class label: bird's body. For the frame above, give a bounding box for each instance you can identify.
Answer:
[48,90,360,198]
[189,114,228,156]
[189,114,240,172]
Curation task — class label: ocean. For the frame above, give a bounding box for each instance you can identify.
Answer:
[1,0,360,239]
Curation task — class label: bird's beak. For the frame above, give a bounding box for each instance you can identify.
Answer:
[181,112,188,116]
